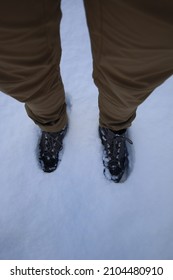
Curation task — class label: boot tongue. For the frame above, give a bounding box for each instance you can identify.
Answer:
[49,132,59,138]
[110,128,126,135]
[107,129,126,140]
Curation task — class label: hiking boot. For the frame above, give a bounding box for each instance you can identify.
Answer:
[99,126,132,183]
[39,126,67,173]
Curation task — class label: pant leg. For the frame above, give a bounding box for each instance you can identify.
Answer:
[0,0,67,132]
[84,0,173,130]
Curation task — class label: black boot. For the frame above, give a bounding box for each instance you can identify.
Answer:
[39,126,67,173]
[99,126,132,183]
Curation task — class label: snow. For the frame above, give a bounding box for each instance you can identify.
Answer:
[0,0,173,260]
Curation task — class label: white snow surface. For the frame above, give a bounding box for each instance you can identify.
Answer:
[0,0,173,260]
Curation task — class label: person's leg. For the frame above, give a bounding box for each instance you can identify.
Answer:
[84,0,173,131]
[0,0,67,172]
[0,0,67,132]
[84,0,173,182]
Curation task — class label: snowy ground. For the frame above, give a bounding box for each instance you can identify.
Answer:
[0,0,173,260]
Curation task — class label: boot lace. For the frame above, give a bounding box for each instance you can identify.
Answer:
[41,132,63,160]
[106,133,133,168]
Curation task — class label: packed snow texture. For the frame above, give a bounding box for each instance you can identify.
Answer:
[0,0,173,260]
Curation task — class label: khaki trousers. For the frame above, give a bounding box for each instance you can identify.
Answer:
[0,0,67,132]
[0,1,173,132]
